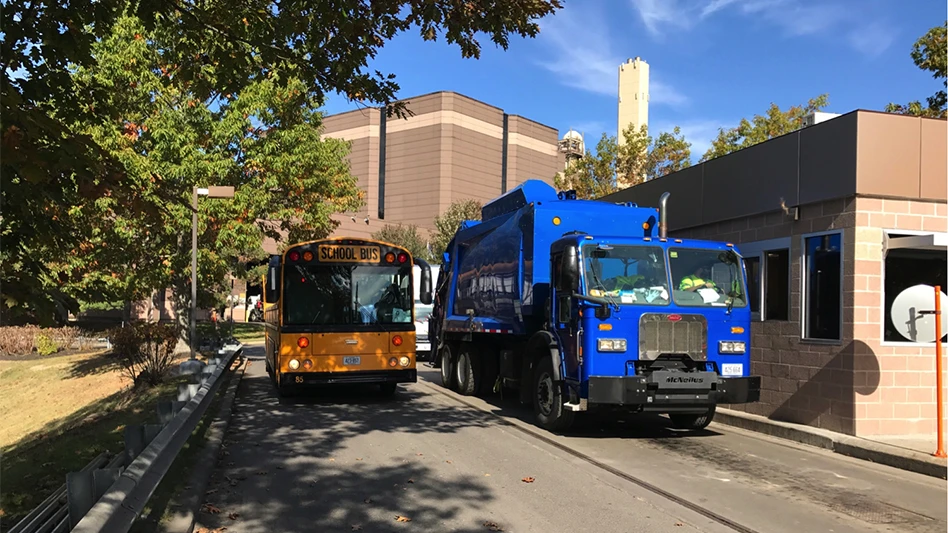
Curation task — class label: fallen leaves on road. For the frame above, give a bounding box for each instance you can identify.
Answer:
[484,521,504,531]
[484,473,491,477]
[416,453,423,456]
[521,477,535,483]
[395,515,412,522]
[675,523,683,527]
[446,460,453,464]
[201,503,222,514]
[255,470,267,475]
[206,489,218,495]
[356,457,363,461]
[228,512,240,520]
[407,478,415,484]
[363,498,374,504]
[195,527,227,533]
[351,525,363,531]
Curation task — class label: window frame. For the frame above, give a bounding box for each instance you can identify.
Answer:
[735,237,791,322]
[879,228,948,347]
[800,229,845,344]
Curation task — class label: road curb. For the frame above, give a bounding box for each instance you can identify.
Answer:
[159,351,249,533]
[715,408,947,479]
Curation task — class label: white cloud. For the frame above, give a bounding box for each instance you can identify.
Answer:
[629,0,895,56]
[847,21,897,58]
[651,119,730,162]
[536,7,689,107]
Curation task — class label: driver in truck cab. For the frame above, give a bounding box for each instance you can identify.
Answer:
[679,265,717,292]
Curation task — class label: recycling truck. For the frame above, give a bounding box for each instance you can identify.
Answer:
[430,180,761,432]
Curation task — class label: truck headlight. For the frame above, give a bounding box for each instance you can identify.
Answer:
[598,338,627,352]
[718,341,746,354]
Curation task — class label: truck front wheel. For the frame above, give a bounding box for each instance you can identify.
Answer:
[669,405,716,430]
[533,356,574,432]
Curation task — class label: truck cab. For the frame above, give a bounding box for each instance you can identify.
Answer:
[546,233,759,430]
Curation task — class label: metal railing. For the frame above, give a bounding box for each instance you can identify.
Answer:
[10,344,242,533]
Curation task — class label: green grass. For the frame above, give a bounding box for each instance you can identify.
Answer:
[197,321,265,344]
[0,369,190,525]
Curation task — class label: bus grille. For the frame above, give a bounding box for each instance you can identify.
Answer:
[638,313,707,361]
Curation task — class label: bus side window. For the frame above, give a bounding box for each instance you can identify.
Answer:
[265,265,280,302]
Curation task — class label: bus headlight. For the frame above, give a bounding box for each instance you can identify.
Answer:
[399,356,411,367]
[288,359,300,370]
[598,338,627,352]
[718,341,746,354]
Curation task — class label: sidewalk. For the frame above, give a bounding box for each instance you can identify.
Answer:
[714,408,947,480]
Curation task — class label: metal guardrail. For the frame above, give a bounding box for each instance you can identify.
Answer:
[10,343,243,533]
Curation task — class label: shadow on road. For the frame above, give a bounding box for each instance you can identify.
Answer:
[416,368,725,441]
[196,364,505,532]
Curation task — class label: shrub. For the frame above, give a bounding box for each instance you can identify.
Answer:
[0,326,39,355]
[55,326,82,351]
[108,322,181,387]
[35,334,60,355]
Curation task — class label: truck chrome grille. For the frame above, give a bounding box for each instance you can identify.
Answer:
[638,313,707,361]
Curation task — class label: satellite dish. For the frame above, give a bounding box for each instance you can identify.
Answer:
[890,284,948,343]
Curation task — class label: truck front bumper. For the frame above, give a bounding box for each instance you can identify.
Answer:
[587,373,761,411]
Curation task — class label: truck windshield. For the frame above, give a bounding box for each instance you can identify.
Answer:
[668,248,747,308]
[582,244,670,305]
[283,264,413,326]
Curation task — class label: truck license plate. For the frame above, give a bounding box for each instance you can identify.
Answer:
[721,364,743,376]
[343,356,361,365]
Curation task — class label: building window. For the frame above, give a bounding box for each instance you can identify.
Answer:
[745,256,760,314]
[736,237,791,322]
[803,232,842,341]
[765,249,790,320]
[883,245,947,343]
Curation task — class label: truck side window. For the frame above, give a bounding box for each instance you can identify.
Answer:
[557,294,571,323]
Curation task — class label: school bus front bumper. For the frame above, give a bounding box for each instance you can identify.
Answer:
[281,369,417,386]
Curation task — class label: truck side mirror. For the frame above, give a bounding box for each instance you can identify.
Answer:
[560,245,580,293]
[415,259,433,305]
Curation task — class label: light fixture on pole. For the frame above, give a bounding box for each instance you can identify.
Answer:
[189,185,235,363]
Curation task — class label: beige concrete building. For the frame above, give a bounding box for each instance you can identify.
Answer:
[616,57,649,188]
[133,91,564,323]
[602,110,947,439]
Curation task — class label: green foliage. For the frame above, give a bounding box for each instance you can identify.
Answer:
[108,322,180,387]
[372,224,432,262]
[555,124,693,198]
[430,200,483,263]
[35,334,60,356]
[1,0,562,325]
[701,94,829,162]
[885,21,947,118]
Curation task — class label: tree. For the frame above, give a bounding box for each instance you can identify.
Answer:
[885,21,947,118]
[430,200,483,263]
[372,224,432,262]
[701,94,829,162]
[1,0,563,324]
[7,15,366,328]
[555,124,692,198]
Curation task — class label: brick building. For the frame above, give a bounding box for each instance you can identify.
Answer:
[134,91,564,323]
[602,110,947,438]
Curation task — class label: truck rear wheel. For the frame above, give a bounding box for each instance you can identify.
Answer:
[439,344,455,391]
[669,405,716,430]
[533,356,574,432]
[455,343,478,396]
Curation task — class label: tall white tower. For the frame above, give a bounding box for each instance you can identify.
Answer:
[617,57,649,144]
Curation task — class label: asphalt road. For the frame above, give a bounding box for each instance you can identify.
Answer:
[193,346,947,533]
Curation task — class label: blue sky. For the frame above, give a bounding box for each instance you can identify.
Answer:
[321,0,946,160]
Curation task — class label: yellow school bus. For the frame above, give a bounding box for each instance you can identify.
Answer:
[262,237,433,396]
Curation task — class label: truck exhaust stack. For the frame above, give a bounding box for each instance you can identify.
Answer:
[659,192,670,239]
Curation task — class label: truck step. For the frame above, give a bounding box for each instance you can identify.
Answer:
[564,399,587,412]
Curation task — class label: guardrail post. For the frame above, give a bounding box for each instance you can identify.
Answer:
[124,425,145,463]
[93,468,121,500]
[66,471,95,529]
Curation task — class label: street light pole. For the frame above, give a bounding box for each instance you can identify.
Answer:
[188,185,236,363]
[190,186,199,360]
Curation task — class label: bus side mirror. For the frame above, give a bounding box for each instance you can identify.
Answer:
[265,266,278,303]
[560,245,580,293]
[416,259,433,305]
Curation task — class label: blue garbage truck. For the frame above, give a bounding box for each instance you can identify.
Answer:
[429,180,761,431]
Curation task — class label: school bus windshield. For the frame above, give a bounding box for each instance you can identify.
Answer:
[283,263,413,326]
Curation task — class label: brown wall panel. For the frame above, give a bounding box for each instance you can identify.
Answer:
[920,118,948,200]
[855,112,921,198]
[798,111,858,205]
